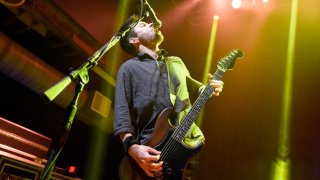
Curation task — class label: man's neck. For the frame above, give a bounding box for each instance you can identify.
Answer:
[138,45,159,60]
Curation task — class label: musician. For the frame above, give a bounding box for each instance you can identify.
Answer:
[113,15,224,179]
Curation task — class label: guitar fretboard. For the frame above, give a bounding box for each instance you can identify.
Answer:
[171,68,225,142]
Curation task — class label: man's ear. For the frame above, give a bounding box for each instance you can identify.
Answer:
[129,37,139,44]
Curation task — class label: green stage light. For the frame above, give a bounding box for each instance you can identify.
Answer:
[272,0,299,179]
[197,15,219,127]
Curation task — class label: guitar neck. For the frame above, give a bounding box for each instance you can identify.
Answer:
[171,68,225,142]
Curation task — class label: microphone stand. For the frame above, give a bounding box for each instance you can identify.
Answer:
[40,16,145,180]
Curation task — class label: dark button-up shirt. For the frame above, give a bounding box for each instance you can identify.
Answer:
[114,52,205,145]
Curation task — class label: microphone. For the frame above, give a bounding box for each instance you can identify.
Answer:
[144,0,162,29]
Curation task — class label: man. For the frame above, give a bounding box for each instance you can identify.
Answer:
[114,15,224,179]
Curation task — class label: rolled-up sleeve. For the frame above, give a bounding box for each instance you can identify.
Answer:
[113,65,135,137]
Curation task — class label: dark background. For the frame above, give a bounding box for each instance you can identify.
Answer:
[1,0,320,179]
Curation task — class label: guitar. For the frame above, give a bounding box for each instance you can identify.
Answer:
[119,50,244,180]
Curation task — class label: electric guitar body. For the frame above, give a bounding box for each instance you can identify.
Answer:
[119,108,203,180]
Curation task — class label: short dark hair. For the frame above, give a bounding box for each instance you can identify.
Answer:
[119,15,140,55]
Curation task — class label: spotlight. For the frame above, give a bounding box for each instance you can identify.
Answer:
[231,0,242,9]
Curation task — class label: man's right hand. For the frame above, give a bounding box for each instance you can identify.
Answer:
[128,144,163,177]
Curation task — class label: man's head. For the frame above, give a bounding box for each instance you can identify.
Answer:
[119,15,164,55]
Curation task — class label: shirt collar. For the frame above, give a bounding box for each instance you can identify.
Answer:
[137,49,168,61]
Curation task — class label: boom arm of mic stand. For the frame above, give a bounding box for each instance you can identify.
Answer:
[42,16,144,102]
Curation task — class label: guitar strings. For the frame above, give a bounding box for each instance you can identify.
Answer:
[159,84,214,163]
[161,86,212,161]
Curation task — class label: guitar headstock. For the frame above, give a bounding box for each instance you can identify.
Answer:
[217,50,244,72]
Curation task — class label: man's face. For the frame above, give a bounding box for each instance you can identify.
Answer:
[132,21,164,47]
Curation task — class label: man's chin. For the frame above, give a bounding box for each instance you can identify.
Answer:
[156,34,164,45]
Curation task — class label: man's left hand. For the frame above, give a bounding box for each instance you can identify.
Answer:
[208,73,224,96]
